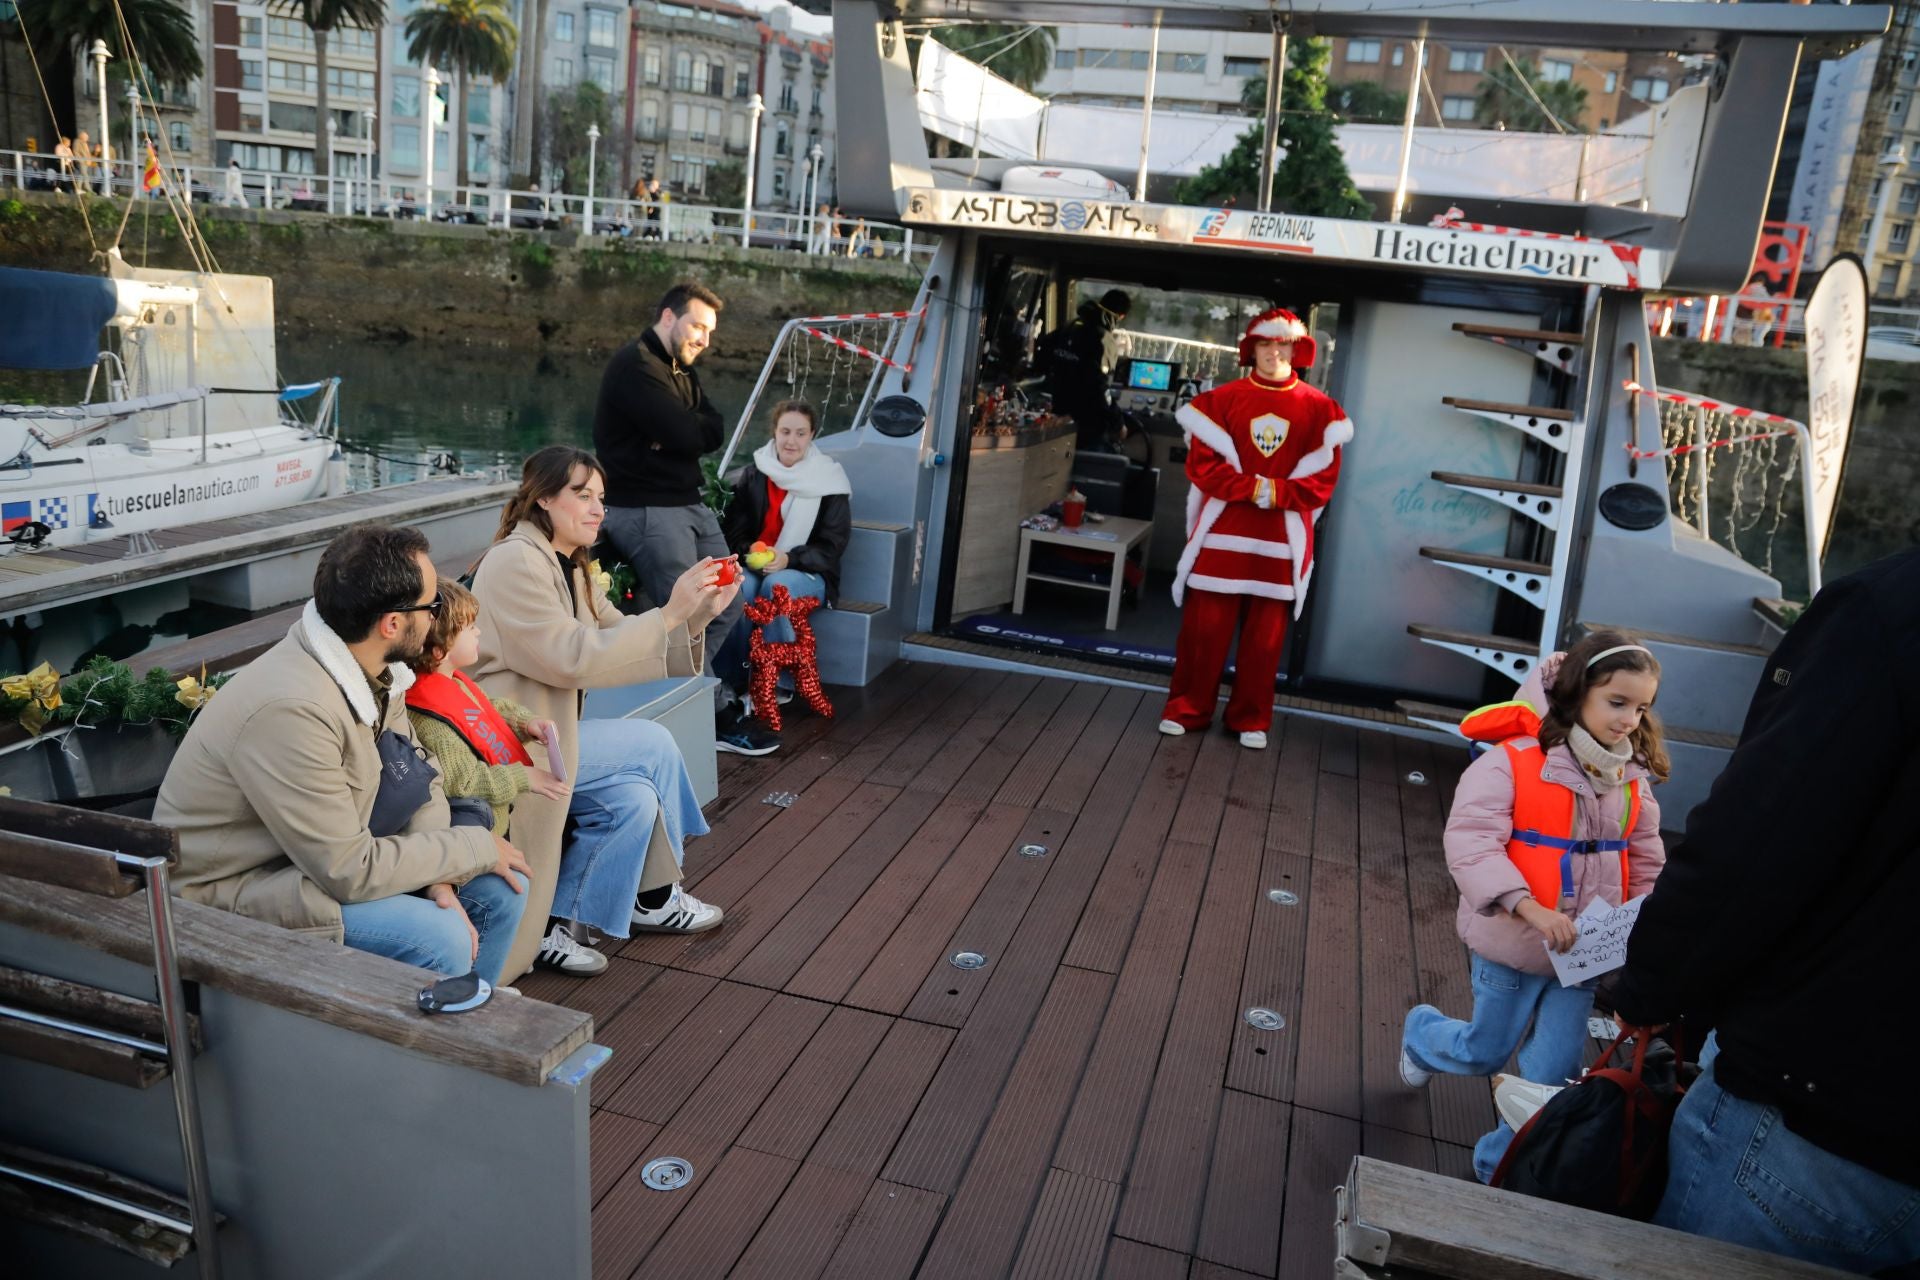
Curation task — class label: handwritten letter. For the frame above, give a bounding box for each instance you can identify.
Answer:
[1547,896,1646,987]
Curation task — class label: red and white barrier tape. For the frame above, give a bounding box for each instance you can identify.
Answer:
[800,324,914,373]
[1620,380,1805,459]
[798,309,923,322]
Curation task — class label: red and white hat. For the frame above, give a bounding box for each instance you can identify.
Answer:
[1238,307,1316,369]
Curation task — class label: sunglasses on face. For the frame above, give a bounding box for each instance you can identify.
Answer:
[390,593,443,617]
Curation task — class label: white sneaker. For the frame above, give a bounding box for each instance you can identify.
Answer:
[1158,719,1187,736]
[1399,1047,1433,1089]
[1239,730,1268,750]
[1493,1073,1564,1132]
[632,885,725,934]
[535,922,609,976]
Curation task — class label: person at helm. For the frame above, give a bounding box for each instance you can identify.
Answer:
[1036,287,1132,452]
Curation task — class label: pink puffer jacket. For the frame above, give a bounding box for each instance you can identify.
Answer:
[1445,656,1666,976]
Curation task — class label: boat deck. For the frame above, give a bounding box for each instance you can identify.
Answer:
[0,476,512,614]
[517,660,1491,1280]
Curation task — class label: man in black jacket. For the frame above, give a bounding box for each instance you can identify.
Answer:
[1611,547,1920,1274]
[1036,288,1129,452]
[594,281,775,755]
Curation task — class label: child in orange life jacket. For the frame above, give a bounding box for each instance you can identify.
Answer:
[1398,630,1669,1184]
[404,581,572,838]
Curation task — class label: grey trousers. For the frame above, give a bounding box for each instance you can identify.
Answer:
[601,502,743,657]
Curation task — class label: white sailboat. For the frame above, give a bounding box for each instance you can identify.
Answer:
[0,256,344,552]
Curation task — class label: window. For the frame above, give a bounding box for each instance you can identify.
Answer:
[692,54,709,91]
[1892,222,1912,251]
[639,99,659,138]
[268,59,314,93]
[668,155,684,185]
[1348,40,1382,64]
[1441,96,1475,121]
[685,157,703,192]
[392,73,419,118]
[736,65,751,98]
[587,55,614,89]
[1391,45,1404,67]
[470,132,490,178]
[1222,56,1266,78]
[395,125,421,169]
[167,120,192,152]
[240,16,262,48]
[587,10,617,48]
[775,120,790,156]
[238,106,264,133]
[1879,263,1900,294]
[1604,71,1618,94]
[710,64,726,96]
[707,105,722,138]
[239,58,263,91]
[555,13,574,42]
[674,51,692,91]
[553,56,574,84]
[1540,59,1574,82]
[267,17,314,50]
[670,102,688,134]
[433,128,449,173]
[729,112,746,148]
[324,67,376,99]
[1630,76,1669,102]
[467,86,489,125]
[688,107,705,141]
[1157,51,1206,74]
[772,168,786,198]
[1447,48,1485,73]
[1079,48,1118,68]
[1055,48,1073,70]
[779,78,796,111]
[1900,182,1920,214]
[811,82,822,110]
[644,47,662,85]
[269,101,317,133]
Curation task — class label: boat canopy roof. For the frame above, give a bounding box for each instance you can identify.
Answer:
[831,0,1887,56]
[0,268,118,372]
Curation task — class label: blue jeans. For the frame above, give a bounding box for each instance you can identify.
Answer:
[339,871,528,984]
[714,568,828,691]
[1656,1049,1920,1273]
[555,717,709,938]
[1403,953,1596,1183]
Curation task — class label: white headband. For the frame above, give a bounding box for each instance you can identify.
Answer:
[1586,643,1653,668]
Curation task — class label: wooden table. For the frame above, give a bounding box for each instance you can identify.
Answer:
[1012,514,1154,631]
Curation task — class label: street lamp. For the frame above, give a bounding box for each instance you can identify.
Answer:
[423,64,441,219]
[805,141,823,253]
[1864,146,1908,299]
[91,39,112,196]
[326,117,339,213]
[740,93,764,249]
[125,81,140,195]
[362,107,377,215]
[585,123,600,231]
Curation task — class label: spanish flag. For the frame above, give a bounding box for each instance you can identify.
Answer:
[142,142,162,193]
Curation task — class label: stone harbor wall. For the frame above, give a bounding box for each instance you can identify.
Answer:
[0,195,923,372]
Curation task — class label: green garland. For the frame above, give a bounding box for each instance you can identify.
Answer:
[2,656,230,739]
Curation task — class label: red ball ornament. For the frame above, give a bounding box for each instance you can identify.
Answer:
[742,584,834,732]
[714,559,739,586]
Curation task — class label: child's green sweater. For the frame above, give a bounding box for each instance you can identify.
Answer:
[407,694,538,836]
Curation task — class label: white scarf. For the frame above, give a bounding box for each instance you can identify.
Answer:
[751,441,852,553]
[300,600,416,726]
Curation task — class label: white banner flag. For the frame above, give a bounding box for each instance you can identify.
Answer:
[1802,255,1868,573]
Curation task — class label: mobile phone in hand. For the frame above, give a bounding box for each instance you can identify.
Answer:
[545,726,566,783]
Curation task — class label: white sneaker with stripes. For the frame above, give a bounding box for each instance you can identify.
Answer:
[535,922,609,976]
[631,885,725,934]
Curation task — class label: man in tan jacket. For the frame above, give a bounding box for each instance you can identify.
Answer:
[156,526,533,983]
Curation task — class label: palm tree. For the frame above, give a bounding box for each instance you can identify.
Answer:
[931,24,1056,93]
[405,0,518,192]
[510,0,548,184]
[1474,54,1589,133]
[18,0,201,89]
[272,0,387,183]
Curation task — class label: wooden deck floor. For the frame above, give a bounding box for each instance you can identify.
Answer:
[515,661,1492,1279]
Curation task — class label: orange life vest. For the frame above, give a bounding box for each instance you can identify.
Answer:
[404,671,532,767]
[1461,700,1642,911]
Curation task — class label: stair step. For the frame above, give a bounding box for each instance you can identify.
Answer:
[832,599,884,615]
[1430,470,1561,499]
[812,598,901,687]
[1418,546,1552,576]
[1407,624,1539,681]
[1395,698,1470,730]
[1576,620,1771,658]
[1452,322,1584,344]
[1440,396,1576,422]
[1419,546,1553,609]
[0,1140,204,1266]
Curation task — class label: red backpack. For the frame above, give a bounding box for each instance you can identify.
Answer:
[1491,1024,1684,1220]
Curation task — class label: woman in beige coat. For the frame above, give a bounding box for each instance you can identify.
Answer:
[472,446,736,981]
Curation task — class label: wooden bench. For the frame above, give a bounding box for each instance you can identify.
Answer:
[1336,1156,1857,1279]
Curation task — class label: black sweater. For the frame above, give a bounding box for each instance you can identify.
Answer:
[719,461,852,605]
[1612,547,1920,1187]
[592,330,726,508]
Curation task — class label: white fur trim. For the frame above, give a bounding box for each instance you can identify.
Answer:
[1171,495,1227,605]
[1287,417,1354,481]
[1186,574,1296,601]
[300,600,416,726]
[1176,401,1240,472]
[1248,315,1309,341]
[1201,533,1293,558]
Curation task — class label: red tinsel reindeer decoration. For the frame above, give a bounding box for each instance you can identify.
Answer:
[743,584,834,731]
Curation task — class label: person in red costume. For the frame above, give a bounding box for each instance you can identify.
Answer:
[1160,308,1353,749]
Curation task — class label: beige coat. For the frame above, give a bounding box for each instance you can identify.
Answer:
[156,604,496,940]
[470,522,703,980]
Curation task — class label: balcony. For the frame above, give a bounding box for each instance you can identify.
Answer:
[724,140,747,156]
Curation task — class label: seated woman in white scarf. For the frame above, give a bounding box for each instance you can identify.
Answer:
[715,400,853,733]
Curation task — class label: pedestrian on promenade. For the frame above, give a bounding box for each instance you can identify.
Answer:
[1610,548,1920,1274]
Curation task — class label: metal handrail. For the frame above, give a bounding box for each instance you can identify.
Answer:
[715,311,911,478]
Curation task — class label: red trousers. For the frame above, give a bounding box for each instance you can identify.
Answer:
[1162,588,1290,732]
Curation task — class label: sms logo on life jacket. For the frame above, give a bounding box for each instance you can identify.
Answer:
[1250,413,1290,458]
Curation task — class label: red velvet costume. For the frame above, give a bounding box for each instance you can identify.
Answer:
[1163,310,1353,733]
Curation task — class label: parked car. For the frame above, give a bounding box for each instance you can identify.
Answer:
[1865,325,1920,363]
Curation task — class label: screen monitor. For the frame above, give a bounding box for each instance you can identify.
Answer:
[1124,359,1176,392]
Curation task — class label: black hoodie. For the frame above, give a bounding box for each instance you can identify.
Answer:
[592,329,726,508]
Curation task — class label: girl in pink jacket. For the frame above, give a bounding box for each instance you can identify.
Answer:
[1399,631,1669,1182]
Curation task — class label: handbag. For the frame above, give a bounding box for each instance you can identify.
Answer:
[1491,1023,1684,1220]
[366,729,438,838]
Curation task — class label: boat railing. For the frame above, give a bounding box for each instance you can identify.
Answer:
[0,148,940,268]
[278,377,342,441]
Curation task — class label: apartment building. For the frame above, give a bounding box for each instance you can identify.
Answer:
[754,6,832,211]
[1824,2,1920,299]
[623,0,760,197]
[208,2,379,187]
